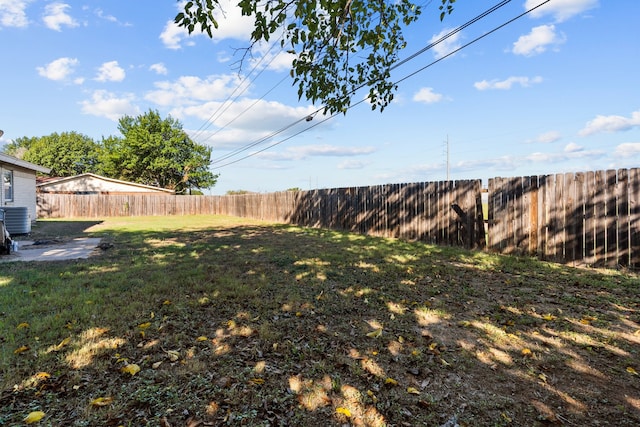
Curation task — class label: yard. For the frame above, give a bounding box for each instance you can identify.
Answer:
[0,215,638,426]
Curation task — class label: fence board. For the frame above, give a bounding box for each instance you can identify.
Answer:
[630,168,640,269]
[617,169,630,267]
[606,170,618,267]
[574,172,586,265]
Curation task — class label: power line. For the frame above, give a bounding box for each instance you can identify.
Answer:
[190,35,287,141]
[210,1,512,167]
[212,0,551,169]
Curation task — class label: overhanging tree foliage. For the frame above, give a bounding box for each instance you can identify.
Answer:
[175,0,456,114]
[101,110,218,194]
[3,132,100,176]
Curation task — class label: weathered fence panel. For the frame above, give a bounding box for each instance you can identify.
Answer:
[486,168,639,268]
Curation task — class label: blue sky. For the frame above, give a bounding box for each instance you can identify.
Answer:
[0,0,638,195]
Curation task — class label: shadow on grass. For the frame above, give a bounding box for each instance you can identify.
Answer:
[27,219,105,241]
[1,218,639,426]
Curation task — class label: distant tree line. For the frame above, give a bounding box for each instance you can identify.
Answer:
[3,110,218,194]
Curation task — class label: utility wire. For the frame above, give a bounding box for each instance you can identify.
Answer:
[212,0,550,168]
[190,34,286,141]
[211,0,512,166]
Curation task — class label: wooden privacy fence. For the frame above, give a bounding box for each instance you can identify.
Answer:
[37,180,485,249]
[37,168,639,269]
[489,168,639,268]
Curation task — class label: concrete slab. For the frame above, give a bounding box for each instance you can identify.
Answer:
[0,237,102,263]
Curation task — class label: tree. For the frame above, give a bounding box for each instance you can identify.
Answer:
[175,0,456,114]
[100,110,218,194]
[3,132,100,176]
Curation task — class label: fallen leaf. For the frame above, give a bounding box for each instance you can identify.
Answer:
[166,350,180,362]
[23,411,45,423]
[138,322,151,329]
[53,337,71,351]
[90,397,114,407]
[626,367,638,376]
[366,328,382,338]
[196,336,208,342]
[121,364,141,376]
[542,313,556,321]
[152,361,163,369]
[521,348,533,357]
[407,387,420,395]
[440,358,451,367]
[336,407,351,417]
[384,377,398,386]
[17,322,30,329]
[249,378,265,385]
[35,372,51,379]
[457,320,471,327]
[163,300,171,305]
[14,345,29,354]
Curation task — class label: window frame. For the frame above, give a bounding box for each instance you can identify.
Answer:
[3,170,13,202]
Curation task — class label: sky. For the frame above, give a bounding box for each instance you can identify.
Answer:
[0,0,638,195]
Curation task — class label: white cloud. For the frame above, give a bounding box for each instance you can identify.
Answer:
[0,0,31,28]
[429,27,462,59]
[474,76,543,90]
[564,142,583,153]
[149,63,168,75]
[528,130,561,144]
[94,8,119,24]
[259,144,376,161]
[179,98,317,132]
[160,0,254,49]
[43,2,78,31]
[338,160,371,170]
[36,57,79,81]
[80,90,140,121]
[145,74,248,107]
[579,110,640,136]
[159,21,191,50]
[613,143,640,157]
[525,0,598,23]
[249,46,296,72]
[413,87,444,104]
[512,25,565,56]
[95,61,126,82]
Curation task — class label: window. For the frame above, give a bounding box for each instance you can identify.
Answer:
[3,170,13,202]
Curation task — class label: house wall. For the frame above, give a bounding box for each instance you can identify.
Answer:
[40,175,171,194]
[1,164,38,223]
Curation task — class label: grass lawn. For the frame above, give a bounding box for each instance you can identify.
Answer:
[1,215,639,426]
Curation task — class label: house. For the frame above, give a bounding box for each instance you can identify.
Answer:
[1,153,51,227]
[36,173,175,195]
